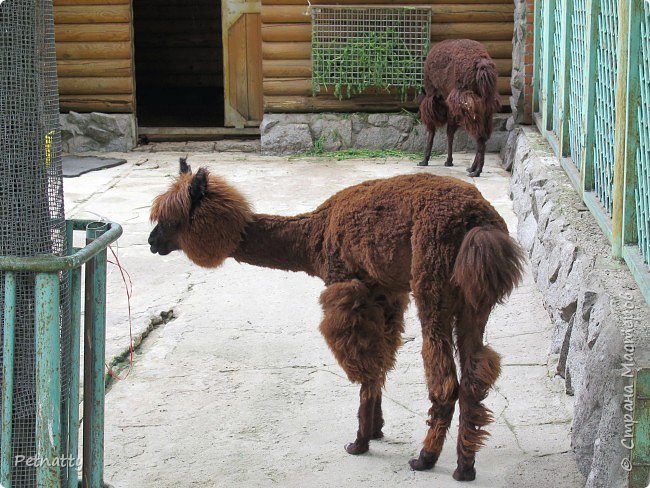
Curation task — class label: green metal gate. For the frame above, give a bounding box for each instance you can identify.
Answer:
[0,220,122,488]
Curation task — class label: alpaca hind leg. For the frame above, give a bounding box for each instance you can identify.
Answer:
[454,307,501,481]
[467,137,487,177]
[319,281,406,454]
[409,295,458,471]
[418,129,435,167]
[445,123,458,167]
[371,393,384,439]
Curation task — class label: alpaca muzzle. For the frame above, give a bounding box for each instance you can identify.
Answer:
[148,224,178,256]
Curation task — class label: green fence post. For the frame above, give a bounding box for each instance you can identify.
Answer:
[542,0,557,132]
[35,272,62,488]
[581,0,600,192]
[68,267,82,488]
[533,0,543,114]
[558,0,574,157]
[613,0,632,257]
[1,272,16,487]
[83,222,109,488]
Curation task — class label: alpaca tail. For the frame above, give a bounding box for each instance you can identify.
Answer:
[475,58,501,113]
[451,227,526,311]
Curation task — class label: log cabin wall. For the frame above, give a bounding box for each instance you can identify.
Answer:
[54,0,135,113]
[261,1,515,113]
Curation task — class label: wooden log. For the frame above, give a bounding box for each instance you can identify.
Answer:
[264,93,510,112]
[59,94,134,113]
[261,23,310,42]
[57,59,132,77]
[263,59,312,78]
[55,0,129,5]
[56,41,132,60]
[263,76,511,96]
[262,40,512,61]
[54,23,131,42]
[262,21,513,43]
[54,5,131,23]
[262,4,513,23]
[58,77,133,95]
[263,58,511,77]
[431,22,513,41]
[262,41,311,60]
[262,0,512,5]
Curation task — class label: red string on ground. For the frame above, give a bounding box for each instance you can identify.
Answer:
[106,244,135,381]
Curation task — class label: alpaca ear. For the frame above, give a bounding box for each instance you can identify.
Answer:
[179,157,191,175]
[189,167,208,205]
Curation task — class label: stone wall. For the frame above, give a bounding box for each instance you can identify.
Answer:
[504,126,650,488]
[60,112,137,153]
[261,113,509,156]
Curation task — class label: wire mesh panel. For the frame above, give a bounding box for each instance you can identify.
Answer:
[0,0,70,486]
[551,0,564,137]
[592,0,618,215]
[636,2,650,264]
[311,6,431,98]
[567,0,588,167]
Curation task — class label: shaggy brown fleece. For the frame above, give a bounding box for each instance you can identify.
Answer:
[149,160,526,481]
[418,39,502,177]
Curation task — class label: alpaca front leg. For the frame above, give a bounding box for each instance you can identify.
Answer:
[445,123,458,167]
[418,128,435,166]
[467,137,487,177]
[345,383,380,454]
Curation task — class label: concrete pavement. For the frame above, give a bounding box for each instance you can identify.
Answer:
[63,151,585,487]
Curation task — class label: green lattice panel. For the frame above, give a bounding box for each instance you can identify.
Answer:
[552,0,564,136]
[592,0,618,215]
[568,0,588,168]
[636,3,650,264]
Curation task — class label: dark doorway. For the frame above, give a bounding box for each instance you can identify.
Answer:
[133,0,224,127]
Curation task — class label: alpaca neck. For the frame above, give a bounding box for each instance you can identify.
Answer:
[231,214,319,276]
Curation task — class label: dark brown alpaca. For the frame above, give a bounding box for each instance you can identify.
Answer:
[148,158,525,481]
[418,39,502,177]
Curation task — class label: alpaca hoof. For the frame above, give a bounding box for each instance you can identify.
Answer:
[453,464,476,481]
[417,161,429,167]
[345,440,369,455]
[409,449,438,471]
[371,429,384,440]
[467,170,481,178]
[444,160,454,167]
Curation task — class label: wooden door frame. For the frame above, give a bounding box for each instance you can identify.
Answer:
[222,0,262,128]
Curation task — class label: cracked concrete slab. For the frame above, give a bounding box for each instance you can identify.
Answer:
[63,151,585,487]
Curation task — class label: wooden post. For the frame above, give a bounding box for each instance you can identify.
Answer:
[612,0,632,257]
[532,0,543,114]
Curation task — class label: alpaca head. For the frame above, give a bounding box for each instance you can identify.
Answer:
[148,158,253,268]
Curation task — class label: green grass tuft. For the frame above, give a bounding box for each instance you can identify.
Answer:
[291,147,435,161]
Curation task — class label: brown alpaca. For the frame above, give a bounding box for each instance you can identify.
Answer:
[149,158,525,481]
[417,39,502,177]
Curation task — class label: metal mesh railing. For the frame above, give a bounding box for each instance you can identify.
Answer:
[0,0,70,486]
[636,4,650,264]
[568,0,588,167]
[311,6,430,98]
[592,0,618,215]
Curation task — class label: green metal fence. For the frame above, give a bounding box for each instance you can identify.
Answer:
[0,219,122,488]
[533,0,650,307]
